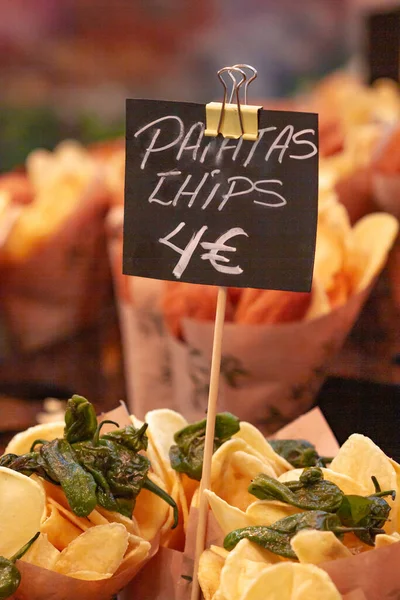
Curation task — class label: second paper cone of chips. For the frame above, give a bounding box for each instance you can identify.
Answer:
[109,198,397,428]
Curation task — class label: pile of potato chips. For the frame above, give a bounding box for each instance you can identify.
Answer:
[1,411,171,596]
[142,408,400,600]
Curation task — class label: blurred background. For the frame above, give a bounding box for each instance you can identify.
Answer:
[0,0,398,172]
[0,0,400,452]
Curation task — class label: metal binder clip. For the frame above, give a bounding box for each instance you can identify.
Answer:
[205,64,261,140]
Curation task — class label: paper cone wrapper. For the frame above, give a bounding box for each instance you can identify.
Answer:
[107,209,175,419]
[373,174,400,220]
[335,167,375,225]
[11,542,158,600]
[167,287,371,429]
[108,205,371,427]
[0,180,112,353]
[372,173,400,308]
[124,407,400,600]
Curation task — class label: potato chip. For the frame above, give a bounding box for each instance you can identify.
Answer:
[234,289,311,325]
[205,490,253,536]
[47,497,91,532]
[278,468,368,496]
[241,562,341,600]
[144,409,188,489]
[209,545,230,560]
[291,530,351,564]
[389,458,400,527]
[198,548,226,600]
[246,500,301,526]
[0,467,46,558]
[67,570,113,581]
[21,533,60,570]
[330,434,398,532]
[5,421,65,455]
[96,506,141,536]
[305,278,331,320]
[85,508,113,527]
[233,422,292,475]
[211,440,277,511]
[142,409,190,541]
[313,222,344,292]
[54,523,128,576]
[41,502,83,550]
[116,538,151,575]
[349,214,398,291]
[133,472,170,541]
[375,533,400,549]
[216,539,279,600]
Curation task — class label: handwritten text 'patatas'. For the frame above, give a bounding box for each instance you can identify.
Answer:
[134,117,317,170]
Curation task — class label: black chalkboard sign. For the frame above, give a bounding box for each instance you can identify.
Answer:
[123,99,318,292]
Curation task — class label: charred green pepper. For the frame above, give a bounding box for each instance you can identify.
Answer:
[336,476,395,545]
[0,533,39,600]
[40,438,98,517]
[268,439,332,468]
[249,468,344,512]
[169,412,240,481]
[64,395,98,444]
[224,510,380,558]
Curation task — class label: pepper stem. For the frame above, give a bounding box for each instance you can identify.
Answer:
[374,489,396,500]
[143,477,179,529]
[332,526,385,535]
[30,439,50,452]
[11,532,40,563]
[319,456,334,466]
[92,420,120,446]
[371,475,381,493]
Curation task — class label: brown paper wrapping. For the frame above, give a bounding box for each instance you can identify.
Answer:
[372,173,400,309]
[166,286,370,429]
[0,179,112,353]
[11,541,158,600]
[124,407,400,600]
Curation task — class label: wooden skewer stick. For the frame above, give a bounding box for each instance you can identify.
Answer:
[190,286,228,600]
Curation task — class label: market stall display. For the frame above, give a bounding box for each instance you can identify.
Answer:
[2,399,399,599]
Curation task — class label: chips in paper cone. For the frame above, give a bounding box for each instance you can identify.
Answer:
[2,401,170,599]
[121,407,400,599]
[0,141,113,351]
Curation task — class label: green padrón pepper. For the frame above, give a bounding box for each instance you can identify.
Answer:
[269,439,332,468]
[224,510,380,558]
[169,412,240,481]
[64,395,98,444]
[336,476,395,545]
[0,532,39,600]
[40,438,98,517]
[249,468,344,512]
